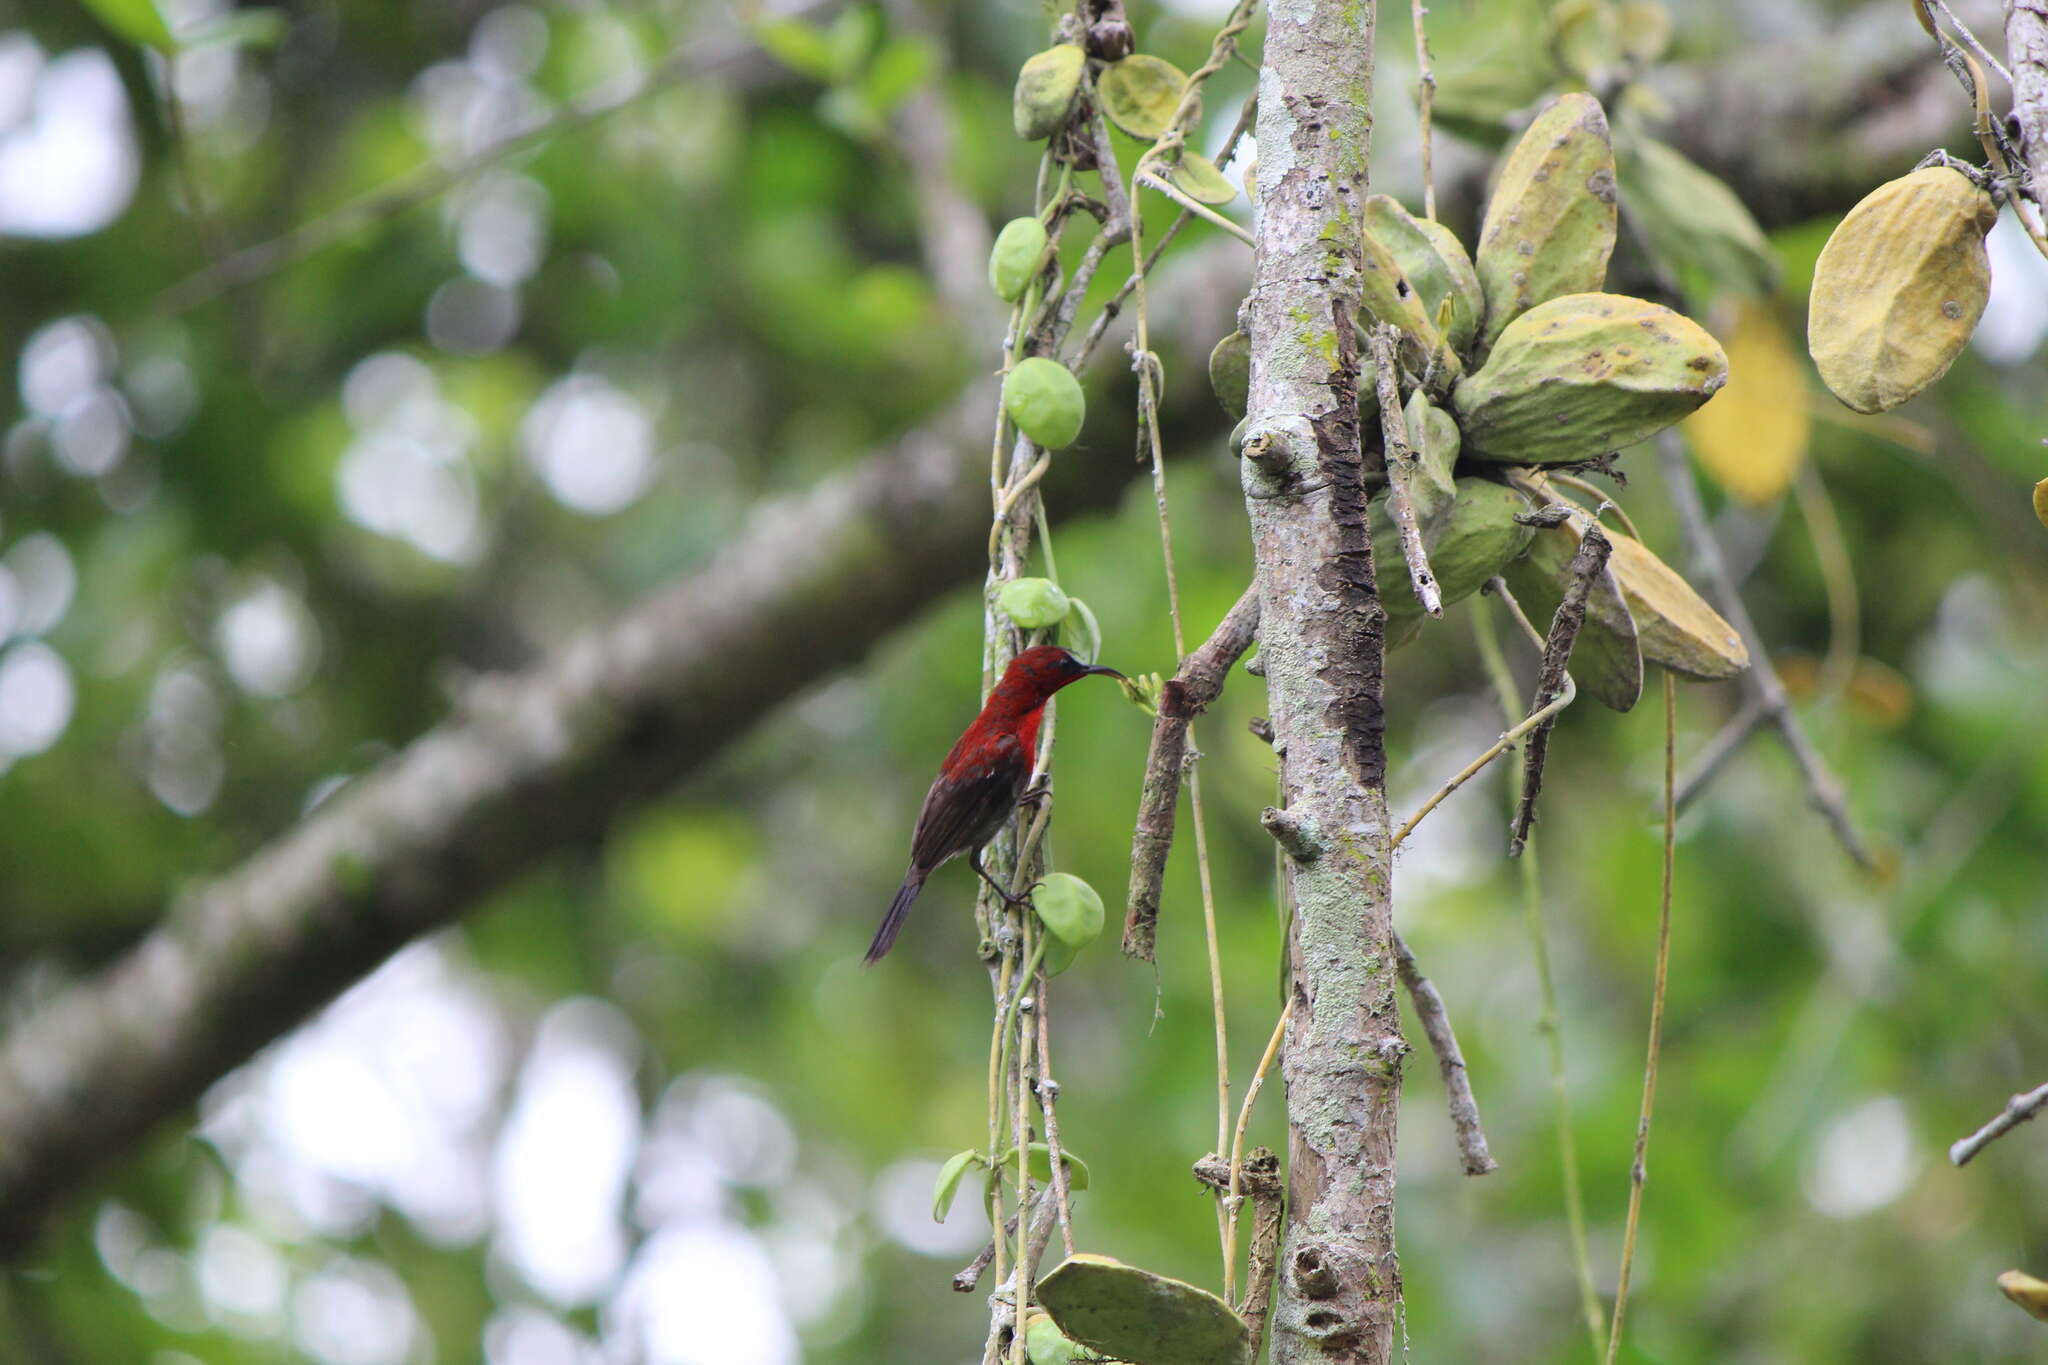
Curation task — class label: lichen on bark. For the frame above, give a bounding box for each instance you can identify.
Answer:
[1241,1,1405,1361]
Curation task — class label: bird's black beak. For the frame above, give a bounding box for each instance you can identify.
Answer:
[1082,664,1125,681]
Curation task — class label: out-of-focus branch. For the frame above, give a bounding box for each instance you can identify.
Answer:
[1951,1079,2048,1166]
[885,0,998,325]
[154,3,832,315]
[0,371,1212,1260]
[1656,435,1877,871]
[1122,587,1260,962]
[1645,3,1996,227]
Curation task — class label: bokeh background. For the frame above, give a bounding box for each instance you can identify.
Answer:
[1,0,2046,1361]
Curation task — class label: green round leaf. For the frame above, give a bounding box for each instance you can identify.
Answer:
[989,217,1051,302]
[1000,1141,1091,1191]
[1208,330,1250,421]
[1165,151,1237,206]
[998,577,1071,629]
[1032,872,1103,952]
[1098,54,1188,140]
[1003,356,1086,449]
[1014,44,1086,140]
[932,1147,986,1222]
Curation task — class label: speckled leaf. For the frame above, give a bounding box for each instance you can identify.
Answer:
[1606,533,1748,679]
[1164,151,1236,206]
[1475,92,1618,353]
[1037,1254,1254,1365]
[1098,54,1188,140]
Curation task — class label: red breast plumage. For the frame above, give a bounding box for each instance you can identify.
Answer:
[864,645,1123,964]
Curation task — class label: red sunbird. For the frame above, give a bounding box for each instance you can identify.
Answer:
[865,645,1124,964]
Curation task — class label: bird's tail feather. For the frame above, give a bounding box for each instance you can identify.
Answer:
[864,868,927,965]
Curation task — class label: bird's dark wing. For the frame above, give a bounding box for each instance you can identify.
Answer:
[908,735,1030,873]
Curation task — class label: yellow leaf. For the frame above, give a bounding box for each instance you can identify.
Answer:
[2033,477,2048,530]
[1684,300,1810,505]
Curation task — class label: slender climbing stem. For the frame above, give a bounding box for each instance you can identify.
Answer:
[1606,672,1680,1365]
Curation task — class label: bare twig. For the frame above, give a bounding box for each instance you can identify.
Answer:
[1033,988,1077,1257]
[1392,931,1495,1175]
[1656,434,1877,869]
[955,1199,1031,1293]
[1123,587,1261,960]
[1951,1079,2048,1166]
[1672,693,1768,812]
[1410,0,1438,219]
[1239,1150,1287,1357]
[1221,994,1294,1314]
[1922,0,2014,85]
[1370,326,1443,617]
[1509,510,1611,856]
[1391,674,1576,850]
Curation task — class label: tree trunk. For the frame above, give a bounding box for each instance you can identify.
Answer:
[1242,3,1405,1361]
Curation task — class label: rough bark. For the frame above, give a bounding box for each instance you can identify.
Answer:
[1243,3,1404,1360]
[0,376,1201,1259]
[2010,2,2048,206]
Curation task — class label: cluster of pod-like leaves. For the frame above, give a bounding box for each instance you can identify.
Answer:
[1217,90,1749,710]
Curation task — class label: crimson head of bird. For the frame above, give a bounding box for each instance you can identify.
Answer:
[998,645,1125,703]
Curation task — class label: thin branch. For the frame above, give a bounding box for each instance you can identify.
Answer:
[1392,931,1496,1175]
[1033,986,1077,1257]
[1509,510,1611,857]
[1922,0,2014,85]
[1410,0,1438,219]
[1221,995,1294,1320]
[1656,434,1878,869]
[1370,326,1443,617]
[1133,173,1258,245]
[1391,674,1576,851]
[1123,587,1261,961]
[1950,1079,2048,1166]
[1672,693,1768,811]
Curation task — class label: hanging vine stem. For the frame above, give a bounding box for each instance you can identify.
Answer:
[1065,91,1258,372]
[1220,993,1294,1295]
[1122,0,1262,1298]
[1605,669,1680,1365]
[1411,0,1439,219]
[1473,596,1606,1359]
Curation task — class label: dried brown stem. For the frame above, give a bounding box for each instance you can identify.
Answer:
[1370,327,1443,617]
[1123,587,1262,960]
[1508,510,1610,857]
[1392,930,1496,1175]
